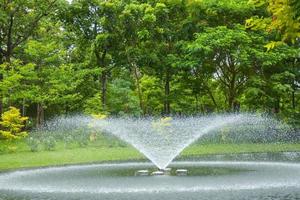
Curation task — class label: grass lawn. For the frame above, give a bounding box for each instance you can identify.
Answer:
[1,142,300,171]
[183,143,300,156]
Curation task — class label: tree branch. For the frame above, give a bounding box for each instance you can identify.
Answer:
[215,70,230,87]
[12,0,58,49]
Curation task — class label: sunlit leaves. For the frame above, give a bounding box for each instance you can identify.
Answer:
[247,0,300,45]
[0,107,28,140]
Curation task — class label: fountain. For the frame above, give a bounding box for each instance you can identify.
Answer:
[92,113,291,169]
[0,113,299,200]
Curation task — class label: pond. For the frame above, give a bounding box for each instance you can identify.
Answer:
[0,153,300,200]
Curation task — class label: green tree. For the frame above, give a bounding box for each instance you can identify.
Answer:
[0,60,36,116]
[108,78,141,116]
[241,44,299,120]
[64,0,122,111]
[187,26,268,111]
[0,0,61,114]
[118,2,156,114]
[22,19,78,127]
[148,1,190,115]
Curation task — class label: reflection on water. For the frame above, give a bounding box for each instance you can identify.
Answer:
[76,166,248,177]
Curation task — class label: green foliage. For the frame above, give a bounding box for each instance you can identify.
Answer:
[0,0,298,127]
[0,60,37,103]
[187,25,261,110]
[140,75,163,115]
[246,0,300,45]
[108,79,141,116]
[0,107,28,140]
[84,93,104,115]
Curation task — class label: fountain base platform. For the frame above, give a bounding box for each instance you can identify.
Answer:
[135,168,187,176]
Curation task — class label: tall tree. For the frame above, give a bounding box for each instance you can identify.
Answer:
[150,1,189,115]
[22,18,76,127]
[0,0,60,114]
[64,0,121,111]
[118,2,157,114]
[187,26,267,111]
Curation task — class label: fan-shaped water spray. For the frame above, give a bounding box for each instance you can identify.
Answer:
[38,113,291,169]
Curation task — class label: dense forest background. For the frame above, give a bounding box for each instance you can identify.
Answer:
[0,0,299,129]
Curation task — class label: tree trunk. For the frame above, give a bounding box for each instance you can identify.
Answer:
[228,68,237,112]
[0,94,3,115]
[0,18,13,115]
[126,52,145,115]
[233,100,240,113]
[195,94,199,112]
[22,98,26,116]
[0,57,3,114]
[164,69,171,115]
[95,50,107,111]
[65,104,69,114]
[228,90,235,112]
[292,61,296,111]
[6,11,13,63]
[100,71,107,110]
[205,86,218,110]
[132,64,145,115]
[291,78,296,111]
[0,13,14,115]
[274,98,280,114]
[36,103,44,128]
[0,72,2,114]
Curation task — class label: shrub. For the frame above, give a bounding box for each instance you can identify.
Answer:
[42,136,56,151]
[27,137,39,152]
[63,134,74,149]
[0,107,28,140]
[84,93,105,115]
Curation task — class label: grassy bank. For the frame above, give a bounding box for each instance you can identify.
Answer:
[183,143,300,156]
[1,143,300,171]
